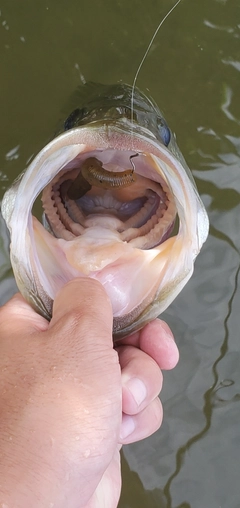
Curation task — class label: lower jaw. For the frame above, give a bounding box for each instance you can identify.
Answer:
[31,143,179,337]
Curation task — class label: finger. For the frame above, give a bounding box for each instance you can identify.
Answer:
[117,345,162,415]
[0,293,49,334]
[119,397,163,445]
[117,319,179,370]
[139,320,179,370]
[48,279,121,437]
[49,278,113,351]
[115,318,172,347]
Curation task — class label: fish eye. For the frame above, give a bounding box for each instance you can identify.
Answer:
[157,118,171,146]
[64,108,86,131]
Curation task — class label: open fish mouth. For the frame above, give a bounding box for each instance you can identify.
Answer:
[1,84,209,339]
[42,150,175,251]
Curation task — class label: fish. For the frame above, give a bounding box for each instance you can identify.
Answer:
[1,82,209,339]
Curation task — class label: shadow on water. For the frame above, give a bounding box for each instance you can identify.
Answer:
[120,454,168,508]
[163,258,240,508]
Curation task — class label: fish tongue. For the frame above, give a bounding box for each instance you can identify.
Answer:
[60,225,129,274]
[83,215,124,230]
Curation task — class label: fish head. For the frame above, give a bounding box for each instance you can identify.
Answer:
[1,83,209,339]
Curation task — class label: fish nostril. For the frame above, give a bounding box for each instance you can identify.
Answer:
[64,108,87,130]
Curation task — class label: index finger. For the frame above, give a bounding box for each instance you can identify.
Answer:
[115,319,179,370]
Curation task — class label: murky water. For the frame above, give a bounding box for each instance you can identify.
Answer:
[0,0,239,506]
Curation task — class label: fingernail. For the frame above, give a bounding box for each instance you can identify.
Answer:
[120,414,135,440]
[126,377,147,406]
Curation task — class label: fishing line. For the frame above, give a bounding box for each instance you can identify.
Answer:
[129,152,139,170]
[130,0,183,136]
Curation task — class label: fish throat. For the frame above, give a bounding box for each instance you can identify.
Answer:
[41,150,176,252]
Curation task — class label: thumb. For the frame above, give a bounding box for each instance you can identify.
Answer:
[48,279,121,427]
[49,278,114,352]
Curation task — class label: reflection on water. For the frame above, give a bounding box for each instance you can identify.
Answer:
[1,0,240,507]
[163,263,239,508]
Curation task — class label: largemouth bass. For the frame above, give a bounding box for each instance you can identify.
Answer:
[1,82,209,339]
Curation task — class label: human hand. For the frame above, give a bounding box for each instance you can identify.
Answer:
[0,278,179,508]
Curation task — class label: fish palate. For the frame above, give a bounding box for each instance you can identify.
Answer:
[1,82,209,339]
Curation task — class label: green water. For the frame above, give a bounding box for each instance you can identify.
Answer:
[0,0,240,506]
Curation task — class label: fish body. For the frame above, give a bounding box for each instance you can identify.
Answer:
[1,83,209,339]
